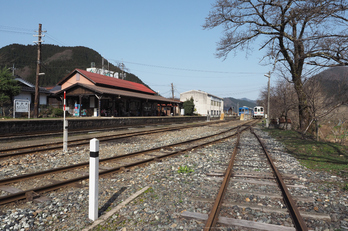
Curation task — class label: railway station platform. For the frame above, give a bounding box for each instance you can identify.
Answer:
[0,116,228,135]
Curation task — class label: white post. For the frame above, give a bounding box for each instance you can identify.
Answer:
[89,138,99,221]
[63,91,68,152]
[63,120,68,152]
[13,100,15,119]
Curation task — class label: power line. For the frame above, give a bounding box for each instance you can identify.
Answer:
[112,59,264,75]
[0,29,33,35]
[45,33,67,46]
[0,25,35,32]
[0,25,35,35]
[0,25,67,46]
[129,67,255,79]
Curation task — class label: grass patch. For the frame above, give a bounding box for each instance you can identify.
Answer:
[177,165,194,174]
[144,187,154,194]
[263,128,348,179]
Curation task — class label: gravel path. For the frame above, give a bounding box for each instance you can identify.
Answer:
[0,124,347,231]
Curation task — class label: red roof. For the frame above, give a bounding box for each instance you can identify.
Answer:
[59,69,156,94]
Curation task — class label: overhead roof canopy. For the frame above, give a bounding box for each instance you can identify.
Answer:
[54,69,179,104]
[57,69,156,95]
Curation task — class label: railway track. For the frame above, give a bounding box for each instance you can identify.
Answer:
[0,120,229,158]
[182,127,309,230]
[0,120,258,205]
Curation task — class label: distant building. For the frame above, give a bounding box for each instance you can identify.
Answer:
[180,90,223,116]
[14,76,50,106]
[86,67,118,78]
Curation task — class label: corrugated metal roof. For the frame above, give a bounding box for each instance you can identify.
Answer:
[15,77,51,94]
[57,69,156,95]
[55,83,179,103]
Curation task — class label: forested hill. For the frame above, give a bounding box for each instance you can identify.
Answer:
[311,66,348,99]
[0,44,145,87]
[223,97,256,111]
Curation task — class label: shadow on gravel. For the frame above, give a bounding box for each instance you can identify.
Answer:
[98,187,127,217]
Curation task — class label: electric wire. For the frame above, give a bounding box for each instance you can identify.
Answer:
[111,59,264,75]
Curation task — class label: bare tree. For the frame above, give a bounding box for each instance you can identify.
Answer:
[273,79,298,128]
[328,106,348,145]
[258,79,298,128]
[304,76,348,140]
[204,0,348,130]
[303,78,331,140]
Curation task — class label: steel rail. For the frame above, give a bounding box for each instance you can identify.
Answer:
[0,122,256,205]
[0,120,232,158]
[251,128,308,231]
[0,127,179,156]
[204,129,241,230]
[0,124,241,186]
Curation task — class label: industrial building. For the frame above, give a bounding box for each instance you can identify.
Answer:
[180,90,223,117]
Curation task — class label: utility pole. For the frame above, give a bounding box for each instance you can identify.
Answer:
[102,58,104,75]
[33,23,45,118]
[120,62,126,80]
[171,83,174,101]
[11,64,16,76]
[171,83,175,116]
[265,72,271,128]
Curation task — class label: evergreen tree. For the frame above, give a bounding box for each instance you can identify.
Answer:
[0,67,20,114]
[183,97,195,116]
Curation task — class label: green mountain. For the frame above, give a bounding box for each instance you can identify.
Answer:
[223,97,257,111]
[0,44,146,88]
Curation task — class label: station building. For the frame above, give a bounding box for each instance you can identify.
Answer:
[180,90,224,117]
[14,76,50,107]
[53,69,180,117]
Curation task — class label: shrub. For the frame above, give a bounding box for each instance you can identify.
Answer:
[52,108,64,117]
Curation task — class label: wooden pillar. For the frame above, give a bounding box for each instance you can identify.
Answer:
[112,97,115,117]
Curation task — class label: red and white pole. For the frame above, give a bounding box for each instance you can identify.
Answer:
[63,91,68,152]
[64,91,66,112]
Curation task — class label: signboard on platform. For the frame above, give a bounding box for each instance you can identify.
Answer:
[13,99,30,118]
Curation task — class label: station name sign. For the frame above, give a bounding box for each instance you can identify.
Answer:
[13,99,30,118]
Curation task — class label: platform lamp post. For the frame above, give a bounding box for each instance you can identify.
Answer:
[264,72,271,128]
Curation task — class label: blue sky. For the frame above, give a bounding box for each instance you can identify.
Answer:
[0,0,273,100]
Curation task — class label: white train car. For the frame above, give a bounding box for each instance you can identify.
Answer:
[253,106,264,118]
